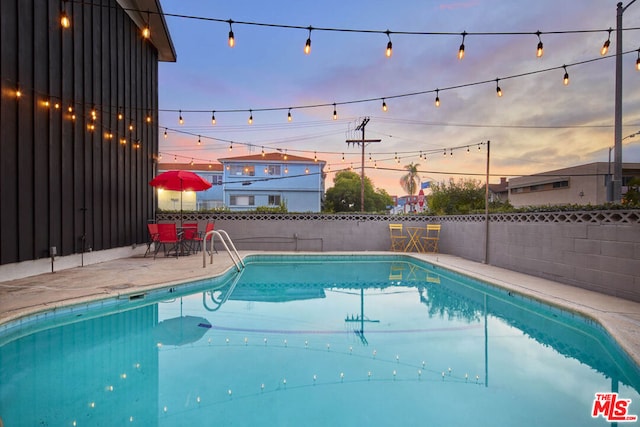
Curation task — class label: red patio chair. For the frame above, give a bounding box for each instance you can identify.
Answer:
[144,223,160,257]
[154,223,181,259]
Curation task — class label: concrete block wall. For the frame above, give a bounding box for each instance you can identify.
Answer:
[166,211,640,302]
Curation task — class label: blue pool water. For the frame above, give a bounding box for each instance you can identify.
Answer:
[1,255,639,426]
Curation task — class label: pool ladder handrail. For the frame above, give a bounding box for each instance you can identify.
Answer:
[202,229,245,271]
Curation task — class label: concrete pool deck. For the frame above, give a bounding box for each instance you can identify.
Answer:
[0,251,639,367]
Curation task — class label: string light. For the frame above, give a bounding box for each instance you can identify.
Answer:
[435,89,440,107]
[164,128,168,138]
[261,146,265,156]
[458,31,466,60]
[141,11,151,39]
[601,28,612,56]
[287,108,292,122]
[495,79,503,97]
[382,99,387,112]
[146,111,152,123]
[229,142,233,151]
[304,26,312,55]
[60,0,70,28]
[536,31,543,58]
[636,49,640,71]
[211,111,216,125]
[117,108,123,120]
[178,110,183,125]
[332,103,337,120]
[142,23,150,39]
[248,109,253,124]
[227,20,235,48]
[197,135,201,145]
[563,65,569,85]
[385,30,392,57]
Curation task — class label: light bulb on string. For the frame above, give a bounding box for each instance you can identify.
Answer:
[601,28,612,56]
[197,135,201,145]
[117,108,123,120]
[229,142,233,151]
[636,49,640,71]
[228,20,235,48]
[563,65,569,85]
[382,99,387,112]
[458,31,466,60]
[60,11,70,29]
[304,27,312,55]
[178,110,183,125]
[288,108,292,122]
[248,109,253,124]
[163,128,167,139]
[435,89,440,107]
[261,146,265,157]
[332,103,337,120]
[141,11,151,39]
[60,0,70,28]
[211,111,216,125]
[146,111,152,123]
[535,31,543,58]
[385,30,392,57]
[495,79,503,97]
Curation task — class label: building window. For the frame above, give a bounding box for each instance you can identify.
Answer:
[230,195,254,206]
[266,165,281,176]
[229,165,255,176]
[552,180,569,188]
[210,175,222,185]
[268,195,281,205]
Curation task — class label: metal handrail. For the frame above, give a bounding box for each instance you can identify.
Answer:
[216,229,245,268]
[202,229,245,271]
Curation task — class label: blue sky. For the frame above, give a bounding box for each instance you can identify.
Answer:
[157,0,640,196]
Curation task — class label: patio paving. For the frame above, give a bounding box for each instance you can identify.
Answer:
[0,251,638,367]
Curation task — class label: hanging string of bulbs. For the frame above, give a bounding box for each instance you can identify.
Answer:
[160,47,639,127]
[58,2,640,124]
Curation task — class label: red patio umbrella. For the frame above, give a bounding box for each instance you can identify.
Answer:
[149,170,212,223]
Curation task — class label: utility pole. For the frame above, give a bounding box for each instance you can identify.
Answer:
[346,117,381,212]
[613,0,637,202]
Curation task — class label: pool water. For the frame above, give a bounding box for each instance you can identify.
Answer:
[1,255,638,426]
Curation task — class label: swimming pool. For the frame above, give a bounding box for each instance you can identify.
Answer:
[0,254,638,426]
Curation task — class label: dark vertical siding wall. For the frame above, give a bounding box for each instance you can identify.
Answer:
[0,0,159,264]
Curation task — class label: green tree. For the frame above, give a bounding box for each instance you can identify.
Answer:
[427,178,485,215]
[622,177,640,206]
[324,170,393,212]
[400,162,421,212]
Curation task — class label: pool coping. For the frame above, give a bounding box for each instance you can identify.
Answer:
[0,251,639,367]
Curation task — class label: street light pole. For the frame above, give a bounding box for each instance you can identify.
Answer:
[613,0,637,202]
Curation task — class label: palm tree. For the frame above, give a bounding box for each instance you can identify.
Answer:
[400,162,421,212]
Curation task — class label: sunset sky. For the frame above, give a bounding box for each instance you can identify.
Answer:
[157,0,640,196]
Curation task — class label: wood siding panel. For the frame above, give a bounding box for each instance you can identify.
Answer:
[0,0,160,264]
